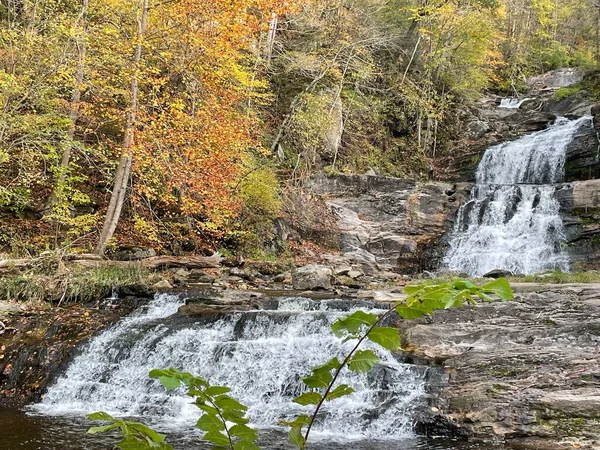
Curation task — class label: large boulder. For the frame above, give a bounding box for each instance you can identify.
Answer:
[292,265,333,290]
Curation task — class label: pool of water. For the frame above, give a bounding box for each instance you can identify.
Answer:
[2,408,517,450]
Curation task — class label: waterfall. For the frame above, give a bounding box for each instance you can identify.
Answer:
[444,116,592,276]
[498,97,533,109]
[32,294,425,441]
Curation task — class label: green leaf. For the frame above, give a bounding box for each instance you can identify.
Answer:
[196,413,225,432]
[197,403,218,415]
[87,411,115,421]
[205,385,231,396]
[87,424,118,434]
[214,396,248,412]
[367,327,401,350]
[233,441,261,450]
[312,357,341,373]
[129,423,167,443]
[203,431,231,447]
[326,384,355,401]
[156,376,181,391]
[302,371,332,389]
[280,414,311,427]
[347,349,379,373]
[221,408,249,424]
[331,311,377,338]
[395,305,428,319]
[452,280,476,290]
[288,425,305,450]
[229,423,258,441]
[482,278,513,300]
[294,392,321,406]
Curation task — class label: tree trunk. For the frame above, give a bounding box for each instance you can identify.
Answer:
[95,0,149,255]
[46,0,88,212]
[264,12,278,64]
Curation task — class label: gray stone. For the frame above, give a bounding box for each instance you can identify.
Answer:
[112,246,156,261]
[334,265,352,276]
[292,265,333,290]
[152,280,172,289]
[188,270,216,284]
[347,270,363,279]
[401,284,600,446]
[482,269,514,278]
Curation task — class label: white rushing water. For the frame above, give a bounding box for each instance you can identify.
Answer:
[33,294,425,440]
[444,116,592,276]
[498,97,533,109]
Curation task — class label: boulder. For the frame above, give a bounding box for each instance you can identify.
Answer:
[482,269,514,278]
[112,246,156,261]
[292,265,333,290]
[151,279,172,289]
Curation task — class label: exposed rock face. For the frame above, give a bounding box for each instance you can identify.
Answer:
[308,174,469,273]
[556,179,600,269]
[402,284,600,449]
[564,118,600,181]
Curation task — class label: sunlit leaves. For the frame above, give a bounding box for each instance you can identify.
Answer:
[366,327,401,350]
[347,350,379,373]
[330,311,377,338]
[87,411,173,450]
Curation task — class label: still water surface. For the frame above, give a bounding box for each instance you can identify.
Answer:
[2,408,519,450]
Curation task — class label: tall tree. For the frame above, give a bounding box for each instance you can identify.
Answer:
[95,0,149,254]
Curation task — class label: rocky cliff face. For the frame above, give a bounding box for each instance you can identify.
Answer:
[307,173,469,274]
[404,283,600,450]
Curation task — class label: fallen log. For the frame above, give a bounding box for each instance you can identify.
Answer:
[72,254,223,270]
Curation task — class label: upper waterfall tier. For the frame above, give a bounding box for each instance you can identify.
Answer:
[444,116,592,276]
[476,116,592,185]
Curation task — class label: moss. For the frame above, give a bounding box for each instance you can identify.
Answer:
[554,84,582,100]
[510,270,600,284]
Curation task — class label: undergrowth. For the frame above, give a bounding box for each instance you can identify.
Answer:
[0,266,150,303]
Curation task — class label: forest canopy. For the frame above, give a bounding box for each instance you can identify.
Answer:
[0,0,597,256]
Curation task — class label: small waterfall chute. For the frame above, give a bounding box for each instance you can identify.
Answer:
[498,97,533,109]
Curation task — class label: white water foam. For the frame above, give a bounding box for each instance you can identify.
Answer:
[444,116,592,276]
[498,97,533,109]
[33,295,424,440]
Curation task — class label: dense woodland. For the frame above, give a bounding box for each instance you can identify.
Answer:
[0,0,598,257]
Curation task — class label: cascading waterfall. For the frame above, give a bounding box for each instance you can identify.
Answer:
[444,116,592,276]
[32,294,425,441]
[498,97,533,109]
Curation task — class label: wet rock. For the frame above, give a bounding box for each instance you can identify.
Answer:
[292,265,333,290]
[482,269,514,278]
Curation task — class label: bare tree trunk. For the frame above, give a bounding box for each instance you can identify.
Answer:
[95,0,149,255]
[264,12,278,64]
[46,0,88,212]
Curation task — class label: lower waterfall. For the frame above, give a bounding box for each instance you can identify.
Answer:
[444,116,592,276]
[32,294,425,441]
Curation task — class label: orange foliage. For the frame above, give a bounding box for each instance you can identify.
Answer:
[133,0,301,230]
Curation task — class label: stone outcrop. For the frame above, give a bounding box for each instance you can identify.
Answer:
[403,284,600,449]
[292,264,333,290]
[308,173,469,274]
[556,179,600,269]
